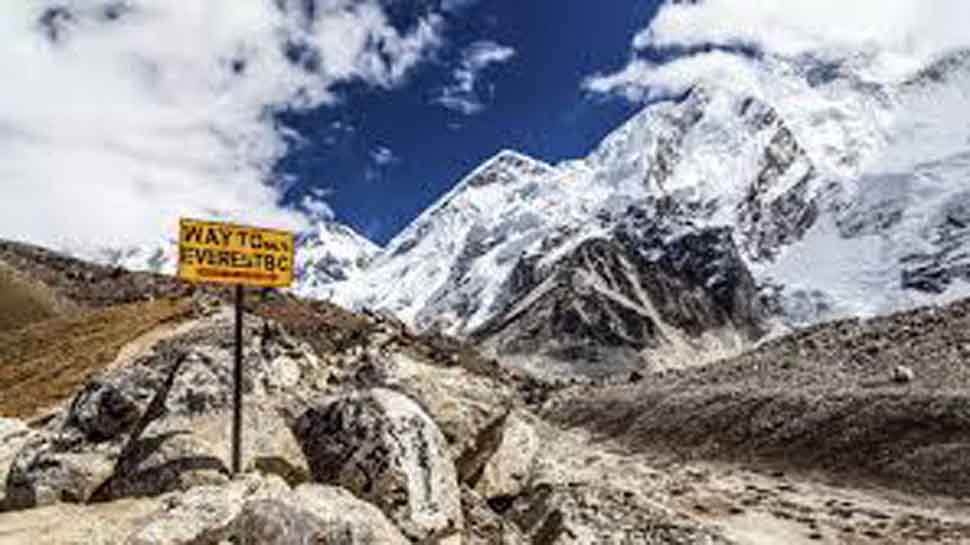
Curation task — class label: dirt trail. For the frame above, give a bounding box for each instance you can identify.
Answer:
[0,298,193,418]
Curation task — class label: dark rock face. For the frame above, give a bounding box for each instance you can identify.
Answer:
[901,190,970,294]
[92,432,229,502]
[66,381,140,442]
[736,107,821,262]
[474,210,764,377]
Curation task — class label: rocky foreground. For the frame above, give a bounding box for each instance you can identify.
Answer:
[0,300,730,545]
[2,242,970,544]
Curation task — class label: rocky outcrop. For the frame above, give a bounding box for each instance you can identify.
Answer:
[3,310,323,509]
[292,388,464,544]
[93,432,229,502]
[352,350,519,461]
[474,217,763,379]
[4,431,115,509]
[66,381,141,442]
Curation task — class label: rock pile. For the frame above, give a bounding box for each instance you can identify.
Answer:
[0,305,729,544]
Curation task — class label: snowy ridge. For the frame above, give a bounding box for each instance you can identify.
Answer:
[325,49,970,346]
[331,149,586,332]
[292,221,381,298]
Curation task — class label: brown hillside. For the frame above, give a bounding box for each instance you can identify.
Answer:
[0,298,192,418]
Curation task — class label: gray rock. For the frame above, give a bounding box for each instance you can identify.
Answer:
[4,432,115,509]
[93,432,229,502]
[359,351,517,461]
[66,380,140,442]
[459,411,539,501]
[232,485,408,545]
[126,476,408,545]
[231,500,328,545]
[126,473,290,545]
[293,388,464,544]
[892,365,915,384]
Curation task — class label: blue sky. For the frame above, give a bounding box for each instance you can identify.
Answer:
[275,0,663,244]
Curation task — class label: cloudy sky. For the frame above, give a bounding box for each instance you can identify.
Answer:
[1,0,967,250]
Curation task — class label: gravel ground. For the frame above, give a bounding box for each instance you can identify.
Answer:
[544,298,970,497]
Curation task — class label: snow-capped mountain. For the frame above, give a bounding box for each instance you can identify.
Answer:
[330,149,611,333]
[291,221,380,298]
[322,49,970,374]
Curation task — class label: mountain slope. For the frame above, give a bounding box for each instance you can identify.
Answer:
[292,220,381,298]
[321,50,970,377]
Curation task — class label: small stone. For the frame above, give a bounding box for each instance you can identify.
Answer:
[892,365,915,384]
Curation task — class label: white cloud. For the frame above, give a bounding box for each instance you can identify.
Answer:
[585,50,763,102]
[301,188,335,222]
[370,146,397,166]
[441,0,478,14]
[0,0,443,251]
[587,0,970,100]
[435,40,515,115]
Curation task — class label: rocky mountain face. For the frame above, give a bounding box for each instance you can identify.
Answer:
[471,205,763,379]
[314,50,970,378]
[291,220,380,298]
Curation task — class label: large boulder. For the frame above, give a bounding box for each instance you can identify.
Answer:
[4,431,115,509]
[66,381,140,442]
[92,431,229,502]
[357,351,518,461]
[234,485,409,545]
[459,411,539,501]
[126,473,290,545]
[126,475,408,545]
[293,388,464,544]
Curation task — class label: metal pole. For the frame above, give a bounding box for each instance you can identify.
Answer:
[232,284,244,475]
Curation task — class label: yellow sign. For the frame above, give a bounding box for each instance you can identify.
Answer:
[178,218,295,288]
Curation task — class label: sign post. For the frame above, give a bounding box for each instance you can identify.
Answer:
[233,284,244,475]
[177,218,295,476]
